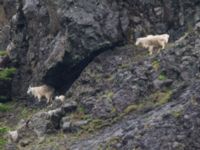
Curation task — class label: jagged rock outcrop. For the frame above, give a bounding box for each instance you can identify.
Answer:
[5,28,200,150]
[71,81,200,150]
[3,0,200,99]
[2,0,200,150]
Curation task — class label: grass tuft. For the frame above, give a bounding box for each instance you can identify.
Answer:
[0,51,7,57]
[0,126,9,149]
[0,67,16,80]
[158,73,167,81]
[0,103,11,112]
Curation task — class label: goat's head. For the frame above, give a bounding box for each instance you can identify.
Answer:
[27,86,32,95]
[135,38,142,46]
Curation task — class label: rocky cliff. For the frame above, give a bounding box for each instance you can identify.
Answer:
[4,0,200,99]
[1,0,200,150]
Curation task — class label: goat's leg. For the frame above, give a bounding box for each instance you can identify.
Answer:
[161,42,166,49]
[37,95,42,102]
[46,95,51,104]
[148,46,153,55]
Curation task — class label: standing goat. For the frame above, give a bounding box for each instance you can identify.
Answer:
[27,85,55,103]
[135,34,169,55]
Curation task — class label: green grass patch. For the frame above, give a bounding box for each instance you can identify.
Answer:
[0,127,8,134]
[149,90,172,106]
[0,126,9,150]
[81,119,109,133]
[70,105,91,121]
[105,136,121,150]
[0,138,7,150]
[0,51,7,57]
[0,103,11,112]
[158,73,167,81]
[123,90,172,115]
[152,60,160,71]
[119,63,130,69]
[124,104,140,114]
[0,67,16,80]
[103,91,114,101]
[170,110,183,118]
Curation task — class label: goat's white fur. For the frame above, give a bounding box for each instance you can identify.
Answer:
[135,34,169,55]
[27,85,55,103]
[55,95,65,102]
[8,130,18,142]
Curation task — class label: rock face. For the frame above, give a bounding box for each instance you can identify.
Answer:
[71,82,200,150]
[4,0,200,99]
[2,0,200,150]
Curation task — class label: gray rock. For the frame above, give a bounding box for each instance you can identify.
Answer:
[62,122,72,132]
[29,112,55,137]
[72,120,89,127]
[62,101,77,113]
[153,79,173,90]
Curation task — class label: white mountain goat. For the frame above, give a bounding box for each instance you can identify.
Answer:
[27,85,55,103]
[135,34,169,55]
[55,95,65,102]
[8,130,18,142]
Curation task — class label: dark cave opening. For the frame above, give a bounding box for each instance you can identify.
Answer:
[43,41,124,95]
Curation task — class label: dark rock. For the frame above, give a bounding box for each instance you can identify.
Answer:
[19,139,31,147]
[60,116,71,125]
[48,108,65,129]
[3,0,200,149]
[4,0,200,100]
[62,101,77,113]
[29,112,55,137]
[92,98,115,119]
[5,143,18,150]
[62,122,72,132]
[62,120,89,133]
[72,120,89,127]
[0,79,12,103]
[153,79,173,90]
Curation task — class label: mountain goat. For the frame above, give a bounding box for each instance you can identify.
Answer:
[55,95,66,102]
[27,85,55,103]
[135,34,169,55]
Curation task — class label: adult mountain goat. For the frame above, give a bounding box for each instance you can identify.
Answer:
[135,34,169,55]
[27,85,55,103]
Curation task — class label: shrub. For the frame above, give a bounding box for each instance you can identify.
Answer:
[0,51,7,57]
[0,67,16,80]
[0,103,10,112]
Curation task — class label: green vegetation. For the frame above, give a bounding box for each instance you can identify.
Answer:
[158,73,167,81]
[124,104,139,114]
[103,91,114,101]
[0,51,7,57]
[0,127,8,134]
[0,67,16,80]
[0,103,11,112]
[170,110,183,118]
[148,90,172,106]
[70,105,91,121]
[0,126,9,150]
[122,90,172,115]
[105,137,121,150]
[119,63,130,69]
[152,60,160,71]
[82,118,110,133]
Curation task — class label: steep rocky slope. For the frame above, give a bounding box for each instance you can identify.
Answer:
[1,0,200,150]
[4,0,200,99]
[4,28,200,150]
